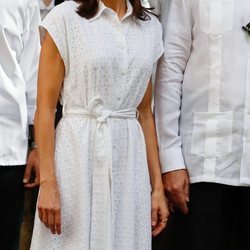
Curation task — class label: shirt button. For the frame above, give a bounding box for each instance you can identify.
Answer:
[117,97,121,101]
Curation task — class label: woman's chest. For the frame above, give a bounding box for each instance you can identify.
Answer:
[67,17,153,71]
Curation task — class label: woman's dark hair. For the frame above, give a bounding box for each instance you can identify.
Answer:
[75,0,153,21]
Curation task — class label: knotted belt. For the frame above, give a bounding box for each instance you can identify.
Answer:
[63,96,137,249]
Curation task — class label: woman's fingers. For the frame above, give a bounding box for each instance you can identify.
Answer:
[38,207,43,221]
[151,206,158,228]
[152,203,169,237]
[43,209,61,235]
[55,210,61,235]
[41,209,49,228]
[152,218,167,237]
[152,215,168,237]
[38,207,61,235]
[48,211,56,234]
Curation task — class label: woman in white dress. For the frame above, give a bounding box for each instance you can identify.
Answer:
[31,0,168,249]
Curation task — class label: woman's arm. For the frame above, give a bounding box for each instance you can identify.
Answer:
[138,80,169,237]
[35,31,65,235]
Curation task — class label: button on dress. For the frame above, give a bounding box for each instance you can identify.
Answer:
[31,1,163,249]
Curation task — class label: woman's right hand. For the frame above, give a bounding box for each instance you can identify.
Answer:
[38,178,61,235]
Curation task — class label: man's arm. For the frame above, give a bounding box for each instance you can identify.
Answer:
[20,0,41,187]
[20,0,41,125]
[154,0,192,213]
[148,0,169,21]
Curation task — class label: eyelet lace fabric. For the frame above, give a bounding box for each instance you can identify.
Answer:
[31,1,163,250]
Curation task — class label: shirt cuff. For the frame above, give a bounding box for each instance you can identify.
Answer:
[159,147,186,173]
[27,105,36,124]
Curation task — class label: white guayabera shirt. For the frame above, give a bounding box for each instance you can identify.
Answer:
[155,0,250,186]
[0,0,40,165]
[148,0,168,21]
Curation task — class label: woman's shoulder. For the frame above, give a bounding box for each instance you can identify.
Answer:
[140,12,162,32]
[48,1,79,19]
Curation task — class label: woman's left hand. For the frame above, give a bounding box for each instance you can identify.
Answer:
[151,188,169,237]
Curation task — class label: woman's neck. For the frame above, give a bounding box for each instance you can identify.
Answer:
[102,0,127,19]
[42,0,53,7]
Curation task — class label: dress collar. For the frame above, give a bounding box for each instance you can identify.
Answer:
[89,0,133,22]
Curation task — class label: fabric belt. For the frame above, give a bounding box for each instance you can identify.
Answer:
[63,96,137,249]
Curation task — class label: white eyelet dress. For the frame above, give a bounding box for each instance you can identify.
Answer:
[31,1,163,250]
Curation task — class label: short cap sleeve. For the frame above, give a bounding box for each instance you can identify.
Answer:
[40,5,68,67]
[152,16,164,63]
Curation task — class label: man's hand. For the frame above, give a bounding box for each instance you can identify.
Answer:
[23,149,40,188]
[162,169,190,214]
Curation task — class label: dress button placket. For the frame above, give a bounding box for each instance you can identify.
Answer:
[115,21,128,105]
